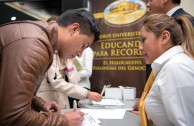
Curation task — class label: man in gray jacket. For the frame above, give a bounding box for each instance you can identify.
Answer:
[0,8,100,126]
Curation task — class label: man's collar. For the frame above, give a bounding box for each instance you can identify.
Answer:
[166,6,181,16]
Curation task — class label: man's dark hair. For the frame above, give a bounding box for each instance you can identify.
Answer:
[57,8,100,42]
[171,0,180,4]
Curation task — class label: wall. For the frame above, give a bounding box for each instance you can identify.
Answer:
[181,1,194,16]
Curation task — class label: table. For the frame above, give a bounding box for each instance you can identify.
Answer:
[99,111,140,126]
[78,99,136,109]
[78,99,140,126]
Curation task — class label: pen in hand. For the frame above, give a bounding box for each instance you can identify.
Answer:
[73,100,77,111]
[101,85,106,96]
[101,84,111,96]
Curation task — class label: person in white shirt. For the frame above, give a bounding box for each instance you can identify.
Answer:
[68,47,95,108]
[132,0,194,114]
[77,47,94,89]
[138,14,194,126]
[145,0,194,80]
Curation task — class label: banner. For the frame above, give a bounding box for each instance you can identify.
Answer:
[89,0,147,97]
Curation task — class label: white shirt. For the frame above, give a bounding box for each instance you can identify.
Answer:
[145,46,194,126]
[77,47,94,89]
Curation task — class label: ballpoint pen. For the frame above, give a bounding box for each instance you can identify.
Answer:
[73,100,77,111]
[101,85,106,96]
[101,84,111,96]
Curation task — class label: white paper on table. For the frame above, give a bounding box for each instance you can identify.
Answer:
[80,109,126,119]
[61,110,101,126]
[81,113,101,126]
[92,98,124,106]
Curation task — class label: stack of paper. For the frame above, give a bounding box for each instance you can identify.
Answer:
[81,109,126,119]
[82,113,101,126]
[61,110,101,126]
[92,98,124,106]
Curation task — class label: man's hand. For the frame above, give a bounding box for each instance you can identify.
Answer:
[64,110,84,126]
[42,101,61,114]
[87,91,102,102]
